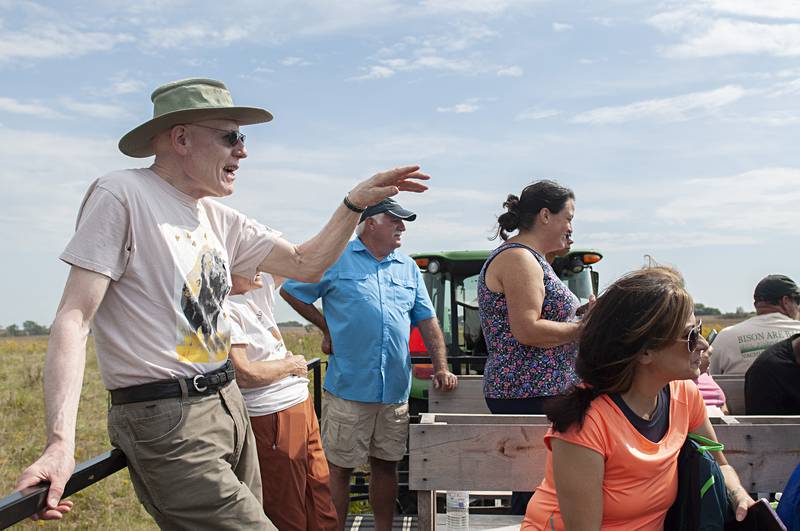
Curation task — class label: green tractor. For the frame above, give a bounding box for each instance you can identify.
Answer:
[407,248,603,411]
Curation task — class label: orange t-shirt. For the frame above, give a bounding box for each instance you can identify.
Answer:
[522,379,707,531]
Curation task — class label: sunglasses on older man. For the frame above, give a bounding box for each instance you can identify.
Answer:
[192,124,246,146]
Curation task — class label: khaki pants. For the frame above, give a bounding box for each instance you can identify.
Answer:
[251,395,339,531]
[108,380,277,530]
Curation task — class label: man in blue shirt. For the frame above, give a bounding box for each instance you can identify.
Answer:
[281,198,457,530]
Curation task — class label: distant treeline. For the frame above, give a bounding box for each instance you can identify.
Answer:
[1,320,51,337]
[694,303,754,319]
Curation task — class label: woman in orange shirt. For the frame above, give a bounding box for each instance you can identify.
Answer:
[523,266,754,531]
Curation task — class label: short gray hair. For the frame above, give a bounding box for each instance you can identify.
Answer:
[355,212,387,236]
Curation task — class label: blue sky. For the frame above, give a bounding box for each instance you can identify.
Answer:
[2,0,799,327]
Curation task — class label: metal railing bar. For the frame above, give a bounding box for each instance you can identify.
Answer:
[0,449,127,529]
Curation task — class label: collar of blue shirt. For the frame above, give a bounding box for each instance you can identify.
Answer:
[352,237,404,263]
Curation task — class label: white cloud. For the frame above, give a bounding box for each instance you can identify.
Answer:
[571,85,747,124]
[419,0,541,16]
[282,56,311,66]
[705,0,800,20]
[60,99,131,119]
[552,22,573,32]
[655,167,800,232]
[577,208,631,223]
[436,97,484,114]
[357,25,502,80]
[356,55,475,80]
[0,96,63,118]
[353,65,396,80]
[413,55,473,71]
[144,23,248,49]
[497,65,523,77]
[581,230,758,251]
[744,111,800,126]
[763,77,800,98]
[649,3,800,58]
[0,23,133,61]
[515,108,561,121]
[111,78,146,95]
[436,102,480,113]
[663,19,800,58]
[592,17,616,27]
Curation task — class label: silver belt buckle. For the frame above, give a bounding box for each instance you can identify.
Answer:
[192,375,208,392]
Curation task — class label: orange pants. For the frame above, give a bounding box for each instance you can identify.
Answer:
[250,395,339,531]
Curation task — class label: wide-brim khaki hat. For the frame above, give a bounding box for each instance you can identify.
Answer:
[118,78,273,158]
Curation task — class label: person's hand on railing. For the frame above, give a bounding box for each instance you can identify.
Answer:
[14,443,75,520]
[432,369,458,391]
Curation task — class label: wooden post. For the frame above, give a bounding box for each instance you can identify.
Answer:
[417,489,435,531]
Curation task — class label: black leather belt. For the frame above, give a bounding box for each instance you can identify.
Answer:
[109,360,235,405]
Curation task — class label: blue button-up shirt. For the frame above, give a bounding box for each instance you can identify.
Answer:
[282,238,435,404]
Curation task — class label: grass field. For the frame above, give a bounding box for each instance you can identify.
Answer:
[0,330,325,530]
[700,316,747,338]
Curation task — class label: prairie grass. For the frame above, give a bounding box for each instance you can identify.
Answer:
[0,330,325,530]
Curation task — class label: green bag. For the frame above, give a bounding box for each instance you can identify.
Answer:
[664,433,731,531]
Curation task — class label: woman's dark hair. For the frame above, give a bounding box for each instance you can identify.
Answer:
[492,180,575,241]
[545,266,693,432]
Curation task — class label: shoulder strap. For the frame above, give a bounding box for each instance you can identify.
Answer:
[688,433,725,453]
[482,242,546,282]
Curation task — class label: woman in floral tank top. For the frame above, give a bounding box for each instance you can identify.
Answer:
[479,180,584,409]
[478,180,586,514]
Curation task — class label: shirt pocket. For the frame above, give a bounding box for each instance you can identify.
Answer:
[389,276,416,311]
[337,271,373,302]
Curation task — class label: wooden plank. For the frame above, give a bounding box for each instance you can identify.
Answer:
[425,413,550,426]
[419,412,439,425]
[429,375,489,414]
[714,421,800,492]
[715,376,745,414]
[713,415,800,424]
[417,490,434,531]
[410,414,800,493]
[409,423,549,491]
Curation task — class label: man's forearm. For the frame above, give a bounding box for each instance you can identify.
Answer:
[43,313,90,450]
[292,202,362,281]
[235,358,296,388]
[417,318,448,372]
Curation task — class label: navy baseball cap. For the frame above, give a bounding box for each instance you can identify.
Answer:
[754,274,800,303]
[360,198,417,223]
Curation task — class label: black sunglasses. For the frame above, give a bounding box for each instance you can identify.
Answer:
[677,320,703,352]
[191,124,245,147]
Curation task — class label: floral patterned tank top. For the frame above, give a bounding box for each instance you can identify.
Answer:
[478,242,579,399]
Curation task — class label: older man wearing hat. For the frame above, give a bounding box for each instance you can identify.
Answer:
[281,198,457,531]
[710,274,800,376]
[15,78,430,529]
